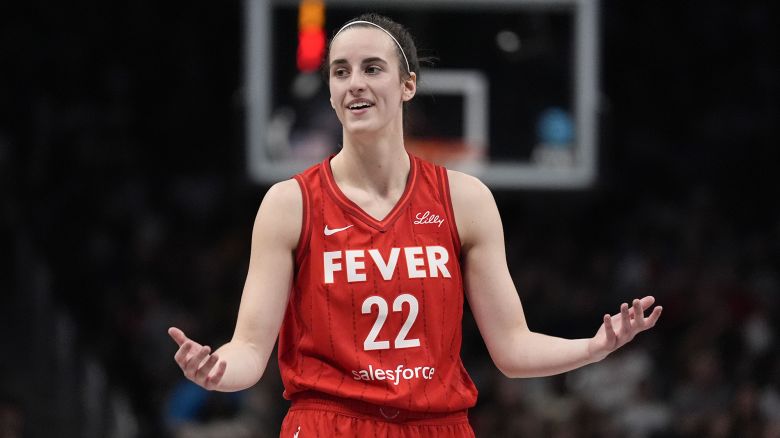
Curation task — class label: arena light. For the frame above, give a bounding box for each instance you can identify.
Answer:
[297,0,325,72]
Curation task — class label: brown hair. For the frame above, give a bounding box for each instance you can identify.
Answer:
[322,13,421,83]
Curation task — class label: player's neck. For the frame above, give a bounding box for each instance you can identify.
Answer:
[331,136,410,198]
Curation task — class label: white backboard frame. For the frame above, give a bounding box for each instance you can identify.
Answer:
[245,0,600,189]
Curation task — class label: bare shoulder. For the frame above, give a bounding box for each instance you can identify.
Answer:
[447,169,492,202]
[261,178,302,209]
[254,179,303,249]
[446,170,500,248]
[446,169,496,215]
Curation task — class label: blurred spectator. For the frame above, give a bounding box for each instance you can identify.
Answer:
[0,395,24,438]
[1,1,778,437]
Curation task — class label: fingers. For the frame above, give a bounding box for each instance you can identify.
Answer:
[170,328,224,390]
[619,298,663,338]
[646,305,663,327]
[632,299,645,328]
[620,302,632,336]
[599,298,662,357]
[204,360,227,390]
[176,344,225,389]
[173,340,198,366]
[603,313,617,347]
[168,327,188,346]
[637,296,655,311]
[195,351,219,380]
[629,297,663,330]
[625,296,654,318]
[184,345,212,377]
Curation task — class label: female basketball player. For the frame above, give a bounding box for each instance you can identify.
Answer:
[169,13,662,437]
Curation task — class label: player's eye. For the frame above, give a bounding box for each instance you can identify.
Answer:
[332,67,349,78]
[365,65,382,74]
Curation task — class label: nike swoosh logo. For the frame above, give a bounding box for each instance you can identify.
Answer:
[324,224,354,236]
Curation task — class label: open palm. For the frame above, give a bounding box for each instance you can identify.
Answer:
[588,296,663,361]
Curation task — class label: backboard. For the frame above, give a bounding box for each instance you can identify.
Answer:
[245,0,600,189]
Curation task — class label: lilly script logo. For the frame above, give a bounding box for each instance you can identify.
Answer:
[414,210,444,228]
[324,224,354,236]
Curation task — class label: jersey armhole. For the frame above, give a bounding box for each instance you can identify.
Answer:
[436,166,462,256]
[292,175,311,265]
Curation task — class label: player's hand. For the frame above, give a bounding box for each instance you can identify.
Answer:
[588,296,663,362]
[168,327,227,390]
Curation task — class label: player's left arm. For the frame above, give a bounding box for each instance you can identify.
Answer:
[447,170,662,378]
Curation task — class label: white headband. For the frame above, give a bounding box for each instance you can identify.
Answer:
[331,20,411,75]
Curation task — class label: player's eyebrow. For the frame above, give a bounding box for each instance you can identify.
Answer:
[329,57,389,68]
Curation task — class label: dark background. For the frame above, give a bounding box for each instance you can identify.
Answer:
[270,5,574,161]
[1,1,779,437]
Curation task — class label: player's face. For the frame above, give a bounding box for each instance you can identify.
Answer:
[327,27,416,137]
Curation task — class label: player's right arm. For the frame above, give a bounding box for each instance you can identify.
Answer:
[168,179,302,391]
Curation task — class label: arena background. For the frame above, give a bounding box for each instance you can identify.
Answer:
[1,1,779,437]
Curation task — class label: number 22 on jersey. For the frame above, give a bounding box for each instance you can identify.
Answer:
[361,294,421,351]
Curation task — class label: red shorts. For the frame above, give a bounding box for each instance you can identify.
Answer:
[279,394,474,438]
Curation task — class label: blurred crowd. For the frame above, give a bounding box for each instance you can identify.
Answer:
[4,167,779,438]
[2,1,778,437]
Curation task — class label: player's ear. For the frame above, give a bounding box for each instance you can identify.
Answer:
[402,72,416,102]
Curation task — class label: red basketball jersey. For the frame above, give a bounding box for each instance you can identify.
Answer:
[278,155,478,413]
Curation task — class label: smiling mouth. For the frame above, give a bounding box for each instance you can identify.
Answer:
[347,102,373,111]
